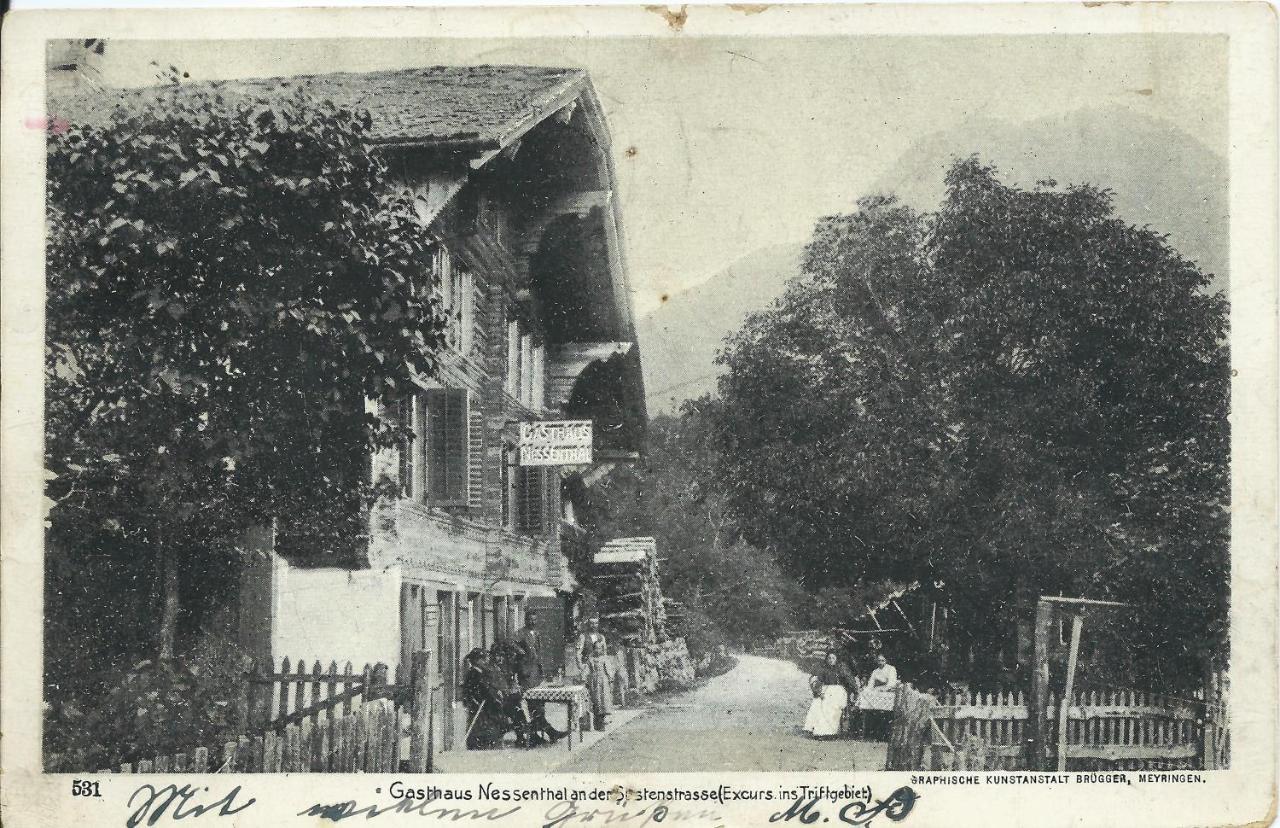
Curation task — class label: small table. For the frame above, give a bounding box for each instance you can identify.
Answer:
[853,685,898,740]
[524,684,591,750]
[858,686,898,711]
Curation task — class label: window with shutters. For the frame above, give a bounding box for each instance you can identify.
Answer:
[502,447,545,534]
[392,394,428,501]
[391,394,419,500]
[423,388,470,505]
[516,465,544,534]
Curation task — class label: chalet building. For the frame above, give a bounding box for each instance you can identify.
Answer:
[52,55,647,751]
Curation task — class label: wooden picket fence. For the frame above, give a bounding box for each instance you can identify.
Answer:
[93,651,435,774]
[245,655,407,731]
[99,698,403,773]
[887,684,1225,772]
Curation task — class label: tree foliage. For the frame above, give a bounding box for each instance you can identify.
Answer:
[578,404,804,655]
[714,158,1229,687]
[45,84,445,668]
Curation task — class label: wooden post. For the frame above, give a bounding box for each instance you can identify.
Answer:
[1201,659,1219,770]
[427,685,437,772]
[370,662,389,706]
[237,656,254,733]
[408,650,430,773]
[1056,614,1083,771]
[884,683,935,771]
[1027,598,1053,771]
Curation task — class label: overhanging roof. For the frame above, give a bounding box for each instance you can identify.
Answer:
[51,65,588,151]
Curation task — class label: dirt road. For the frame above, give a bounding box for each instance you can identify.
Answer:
[557,654,887,773]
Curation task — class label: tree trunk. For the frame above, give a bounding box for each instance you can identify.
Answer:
[158,548,179,660]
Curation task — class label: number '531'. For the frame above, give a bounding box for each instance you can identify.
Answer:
[71,780,102,797]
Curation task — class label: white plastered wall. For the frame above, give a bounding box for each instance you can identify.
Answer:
[270,557,403,672]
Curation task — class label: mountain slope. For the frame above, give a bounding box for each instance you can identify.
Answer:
[874,107,1228,293]
[638,243,804,414]
[639,106,1228,413]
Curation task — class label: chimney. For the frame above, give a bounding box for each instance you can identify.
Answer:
[46,39,105,98]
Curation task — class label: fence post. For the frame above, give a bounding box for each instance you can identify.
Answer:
[884,684,934,771]
[408,650,431,773]
[1056,614,1083,772]
[1027,598,1053,771]
[371,660,389,701]
[245,658,268,731]
[1201,661,1219,770]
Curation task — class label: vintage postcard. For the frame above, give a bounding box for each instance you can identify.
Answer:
[1,4,1276,827]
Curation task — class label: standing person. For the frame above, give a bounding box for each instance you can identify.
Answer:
[513,610,567,745]
[513,610,546,689]
[803,652,856,739]
[575,617,613,731]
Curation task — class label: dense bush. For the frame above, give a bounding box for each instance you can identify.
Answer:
[44,652,248,771]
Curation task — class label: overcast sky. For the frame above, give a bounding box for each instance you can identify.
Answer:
[96,35,1226,315]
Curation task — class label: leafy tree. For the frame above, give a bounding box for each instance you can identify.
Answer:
[714,158,1228,688]
[578,403,803,654]
[45,82,444,668]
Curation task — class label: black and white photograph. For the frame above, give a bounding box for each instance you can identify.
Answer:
[1,5,1276,826]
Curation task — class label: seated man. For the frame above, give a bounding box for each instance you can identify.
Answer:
[487,641,531,746]
[462,649,506,750]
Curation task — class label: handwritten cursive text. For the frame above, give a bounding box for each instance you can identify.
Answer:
[125,784,256,828]
[769,786,918,826]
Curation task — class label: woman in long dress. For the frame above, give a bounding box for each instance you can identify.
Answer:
[857,654,900,740]
[803,652,858,738]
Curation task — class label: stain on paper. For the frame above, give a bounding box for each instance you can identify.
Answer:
[645,5,689,31]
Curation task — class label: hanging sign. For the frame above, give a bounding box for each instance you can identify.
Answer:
[519,420,593,465]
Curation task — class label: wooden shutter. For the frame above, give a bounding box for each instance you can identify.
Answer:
[531,344,545,410]
[412,395,427,500]
[519,333,533,407]
[506,318,520,397]
[517,466,544,533]
[390,395,413,499]
[425,388,470,504]
[467,404,484,509]
[501,447,513,528]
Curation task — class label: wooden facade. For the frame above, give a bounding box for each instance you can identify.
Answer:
[221,66,648,753]
[52,61,647,757]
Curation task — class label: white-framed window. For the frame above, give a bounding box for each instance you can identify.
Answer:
[430,244,473,355]
[505,313,545,410]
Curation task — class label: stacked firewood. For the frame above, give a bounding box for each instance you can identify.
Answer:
[593,537,668,645]
[593,537,695,692]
